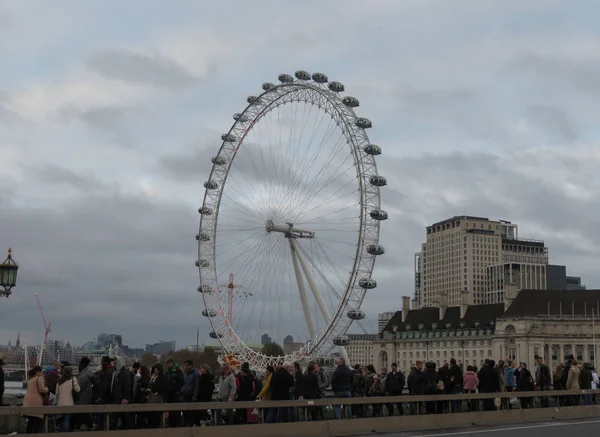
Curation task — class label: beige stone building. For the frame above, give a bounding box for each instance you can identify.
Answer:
[346,334,376,366]
[416,216,548,308]
[372,290,599,374]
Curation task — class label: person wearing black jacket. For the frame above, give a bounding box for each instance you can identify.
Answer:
[516,363,534,408]
[385,363,405,416]
[196,364,215,425]
[266,366,295,423]
[92,357,116,430]
[478,360,500,411]
[301,363,321,421]
[164,358,184,427]
[407,361,424,415]
[421,362,440,414]
[331,357,354,420]
[110,364,132,429]
[446,359,463,413]
[535,357,551,408]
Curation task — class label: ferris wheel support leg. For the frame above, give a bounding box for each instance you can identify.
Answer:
[289,239,317,340]
[291,239,351,367]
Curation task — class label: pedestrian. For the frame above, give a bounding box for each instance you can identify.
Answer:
[384,363,405,416]
[331,357,353,419]
[535,357,551,408]
[56,365,81,432]
[0,359,5,406]
[180,360,199,427]
[216,364,236,425]
[196,364,215,426]
[23,366,48,434]
[164,358,184,428]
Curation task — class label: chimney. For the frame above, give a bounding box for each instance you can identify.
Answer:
[439,293,448,320]
[460,289,469,319]
[504,283,518,311]
[411,298,419,310]
[402,296,410,322]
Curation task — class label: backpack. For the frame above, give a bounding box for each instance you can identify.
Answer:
[425,377,438,394]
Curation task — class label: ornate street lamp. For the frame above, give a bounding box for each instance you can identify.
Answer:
[0,248,19,298]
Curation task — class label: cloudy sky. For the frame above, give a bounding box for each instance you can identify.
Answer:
[1,0,599,350]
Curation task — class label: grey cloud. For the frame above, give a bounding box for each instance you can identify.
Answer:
[77,106,138,148]
[0,171,209,347]
[158,144,215,182]
[507,52,600,97]
[0,91,22,123]
[525,105,578,142]
[33,165,106,192]
[85,49,202,89]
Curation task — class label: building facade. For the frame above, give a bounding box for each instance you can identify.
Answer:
[416,216,548,308]
[145,341,176,356]
[374,289,600,373]
[346,334,376,366]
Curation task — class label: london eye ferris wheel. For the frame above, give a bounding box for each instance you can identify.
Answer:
[196,70,388,369]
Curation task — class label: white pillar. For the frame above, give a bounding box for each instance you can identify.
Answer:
[288,239,316,339]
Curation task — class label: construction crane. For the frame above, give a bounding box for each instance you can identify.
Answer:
[34,293,52,366]
[219,273,252,325]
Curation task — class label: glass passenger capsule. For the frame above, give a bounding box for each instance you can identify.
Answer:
[359,278,377,289]
[212,156,227,165]
[328,81,344,92]
[347,309,366,320]
[369,209,388,220]
[367,244,385,255]
[198,206,213,215]
[278,73,294,83]
[369,175,387,187]
[204,180,219,190]
[202,309,217,317]
[312,72,328,83]
[333,335,350,346]
[221,133,237,142]
[295,70,311,80]
[356,117,372,129]
[262,82,275,91]
[343,96,359,107]
[363,144,381,155]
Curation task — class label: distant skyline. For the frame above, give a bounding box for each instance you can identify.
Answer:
[2,1,600,347]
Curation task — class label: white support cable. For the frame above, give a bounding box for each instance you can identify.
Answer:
[289,239,317,339]
[291,238,350,366]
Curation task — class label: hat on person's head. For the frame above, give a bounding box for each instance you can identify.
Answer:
[391,362,398,367]
[241,362,250,372]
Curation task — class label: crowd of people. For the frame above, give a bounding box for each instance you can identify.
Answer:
[14,353,600,432]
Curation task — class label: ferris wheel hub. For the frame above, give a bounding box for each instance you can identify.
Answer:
[265,220,315,239]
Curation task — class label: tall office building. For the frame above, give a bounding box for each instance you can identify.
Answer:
[416,216,548,308]
[378,312,395,332]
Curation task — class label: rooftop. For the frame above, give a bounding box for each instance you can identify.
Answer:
[503,289,600,318]
[429,215,490,228]
[381,303,505,334]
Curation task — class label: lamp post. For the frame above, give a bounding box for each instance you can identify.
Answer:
[0,248,19,298]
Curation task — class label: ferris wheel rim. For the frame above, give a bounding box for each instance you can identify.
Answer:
[197,74,383,368]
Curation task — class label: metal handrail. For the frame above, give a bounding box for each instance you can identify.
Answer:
[1,389,598,416]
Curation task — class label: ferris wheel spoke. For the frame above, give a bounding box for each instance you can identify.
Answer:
[220,191,265,222]
[292,156,356,221]
[283,123,345,213]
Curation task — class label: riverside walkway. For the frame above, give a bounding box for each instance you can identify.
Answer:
[1,390,599,436]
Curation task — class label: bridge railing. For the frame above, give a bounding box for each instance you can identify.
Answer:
[1,389,599,436]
